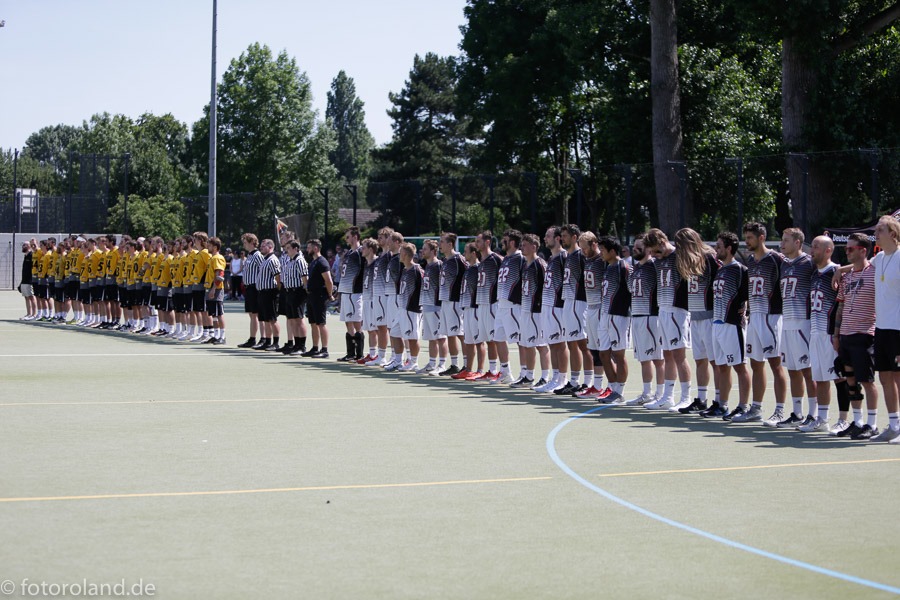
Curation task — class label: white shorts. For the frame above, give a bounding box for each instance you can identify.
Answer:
[747,313,782,362]
[659,307,691,351]
[494,305,521,343]
[422,311,444,341]
[369,295,387,329]
[439,301,464,337]
[713,322,747,366]
[541,306,564,344]
[463,307,479,345]
[562,299,587,341]
[599,314,631,352]
[691,318,714,361]
[810,331,840,382]
[400,311,422,341]
[340,292,363,323]
[385,295,401,335]
[20,283,34,297]
[362,295,377,331]
[633,316,663,362]
[519,310,546,348]
[585,306,602,351]
[781,321,812,371]
[475,303,496,344]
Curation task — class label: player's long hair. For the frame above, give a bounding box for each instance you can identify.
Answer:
[674,228,714,280]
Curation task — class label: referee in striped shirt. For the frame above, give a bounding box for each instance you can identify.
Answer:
[280,240,310,356]
[238,233,264,348]
[253,239,282,350]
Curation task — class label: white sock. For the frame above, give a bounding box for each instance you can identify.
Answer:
[697,386,708,401]
[680,381,691,401]
[818,405,829,422]
[792,396,803,415]
[807,397,818,418]
[663,380,675,401]
[584,370,594,389]
[643,382,652,395]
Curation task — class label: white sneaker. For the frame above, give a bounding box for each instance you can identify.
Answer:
[189,334,204,342]
[626,393,655,406]
[763,409,785,428]
[383,361,402,372]
[646,397,674,411]
[398,361,418,372]
[669,397,694,413]
[829,419,851,436]
[415,364,436,375]
[797,416,830,433]
[367,358,389,367]
[491,372,514,385]
[428,365,447,376]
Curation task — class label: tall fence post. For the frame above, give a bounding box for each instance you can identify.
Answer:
[316,187,329,250]
[861,148,880,221]
[344,184,358,226]
[667,160,687,230]
[615,164,633,243]
[725,157,744,235]
[123,153,131,236]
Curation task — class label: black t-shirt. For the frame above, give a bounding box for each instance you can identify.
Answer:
[307,256,330,294]
[21,251,33,285]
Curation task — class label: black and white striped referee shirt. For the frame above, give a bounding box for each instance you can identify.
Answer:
[243,249,263,287]
[282,253,309,289]
[256,252,281,290]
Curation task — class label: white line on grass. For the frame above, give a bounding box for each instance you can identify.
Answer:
[0,394,461,407]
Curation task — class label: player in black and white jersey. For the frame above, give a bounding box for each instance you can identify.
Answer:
[674,228,720,414]
[644,228,693,411]
[556,224,595,395]
[491,230,526,385]
[417,239,448,375]
[237,233,264,348]
[735,222,788,423]
[394,243,424,372]
[576,233,606,399]
[773,228,819,429]
[280,239,309,356]
[359,228,393,365]
[535,226,570,393]
[337,226,365,362]
[438,232,468,376]
[254,239,282,351]
[625,234,666,405]
[512,233,550,389]
[454,242,486,379]
[357,238,380,364]
[473,231,503,381]
[700,232,750,419]
[384,231,409,371]
[593,236,632,404]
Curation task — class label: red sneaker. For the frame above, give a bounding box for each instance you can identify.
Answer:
[596,387,613,399]
[576,386,603,399]
[356,354,377,365]
[451,368,471,380]
[467,371,487,381]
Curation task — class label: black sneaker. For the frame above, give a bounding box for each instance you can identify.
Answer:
[311,349,329,359]
[839,421,863,438]
[679,398,708,414]
[211,338,226,345]
[570,383,588,397]
[300,348,319,357]
[252,341,268,350]
[439,365,461,376]
[202,336,217,344]
[723,406,746,422]
[336,354,355,363]
[289,347,305,356]
[700,401,727,418]
[509,376,534,389]
[279,343,295,354]
[237,338,257,348]
[266,344,281,352]
[554,382,576,396]
[852,424,879,440]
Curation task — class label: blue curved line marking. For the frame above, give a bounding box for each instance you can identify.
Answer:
[546,405,900,595]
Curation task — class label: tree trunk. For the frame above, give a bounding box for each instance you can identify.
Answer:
[649,0,689,235]
[782,36,832,235]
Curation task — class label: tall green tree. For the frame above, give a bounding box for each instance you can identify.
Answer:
[326,70,374,183]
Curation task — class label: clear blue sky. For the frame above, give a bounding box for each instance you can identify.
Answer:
[0,0,468,150]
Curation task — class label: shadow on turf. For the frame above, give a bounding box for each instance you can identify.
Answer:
[15,319,878,449]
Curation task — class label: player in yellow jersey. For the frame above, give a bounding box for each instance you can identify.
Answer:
[63,237,81,323]
[202,237,228,344]
[151,240,176,337]
[77,238,95,326]
[167,238,185,339]
[177,235,201,340]
[123,240,140,330]
[140,236,164,334]
[131,238,151,333]
[113,238,129,330]
[102,234,121,329]
[83,237,105,327]
[51,240,68,322]
[186,231,211,342]
[31,240,48,320]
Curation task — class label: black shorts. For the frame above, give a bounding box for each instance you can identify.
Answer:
[53,285,65,303]
[119,289,131,308]
[157,294,173,313]
[191,289,206,312]
[839,334,875,382]
[306,291,327,325]
[257,288,279,322]
[285,287,307,320]
[206,299,224,317]
[141,286,153,306]
[278,288,290,317]
[91,286,105,303]
[106,284,120,303]
[172,293,185,313]
[244,285,259,314]
[65,281,79,300]
[874,328,900,372]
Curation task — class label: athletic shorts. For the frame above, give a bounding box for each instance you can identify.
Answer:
[712,322,746,366]
[79,286,92,305]
[142,286,153,307]
[340,292,363,323]
[463,307,479,345]
[810,332,840,382]
[257,288,279,323]
[206,299,224,317]
[157,294,173,313]
[747,313,782,361]
[278,288,290,317]
[494,305,521,343]
[285,288,306,320]
[421,311,443,341]
[53,285,65,303]
[873,328,900,372]
[781,321,812,371]
[385,295,400,332]
[599,314,631,352]
[585,306,602,351]
[541,305,564,345]
[633,315,663,362]
[105,284,119,303]
[306,292,327,326]
[561,299,587,342]
[191,289,206,312]
[840,333,875,381]
[64,281,79,300]
[244,285,259,314]
[659,307,691,351]
[519,309,546,348]
[400,310,422,341]
[439,301,463,337]
[91,285,105,303]
[369,295,387,329]
[19,283,33,298]
[691,318,714,361]
[475,303,496,344]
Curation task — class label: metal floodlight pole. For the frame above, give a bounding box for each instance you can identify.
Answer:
[567,168,583,227]
[614,164,633,243]
[860,149,880,221]
[450,178,457,232]
[344,184,358,225]
[433,190,443,234]
[123,153,131,235]
[208,0,218,237]
[667,160,687,229]
[725,157,744,234]
[13,148,19,233]
[316,187,329,249]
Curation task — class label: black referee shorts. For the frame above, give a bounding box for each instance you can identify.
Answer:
[278,288,289,317]
[257,288,279,322]
[285,287,307,319]
[306,291,327,325]
[244,285,259,314]
[874,328,900,372]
